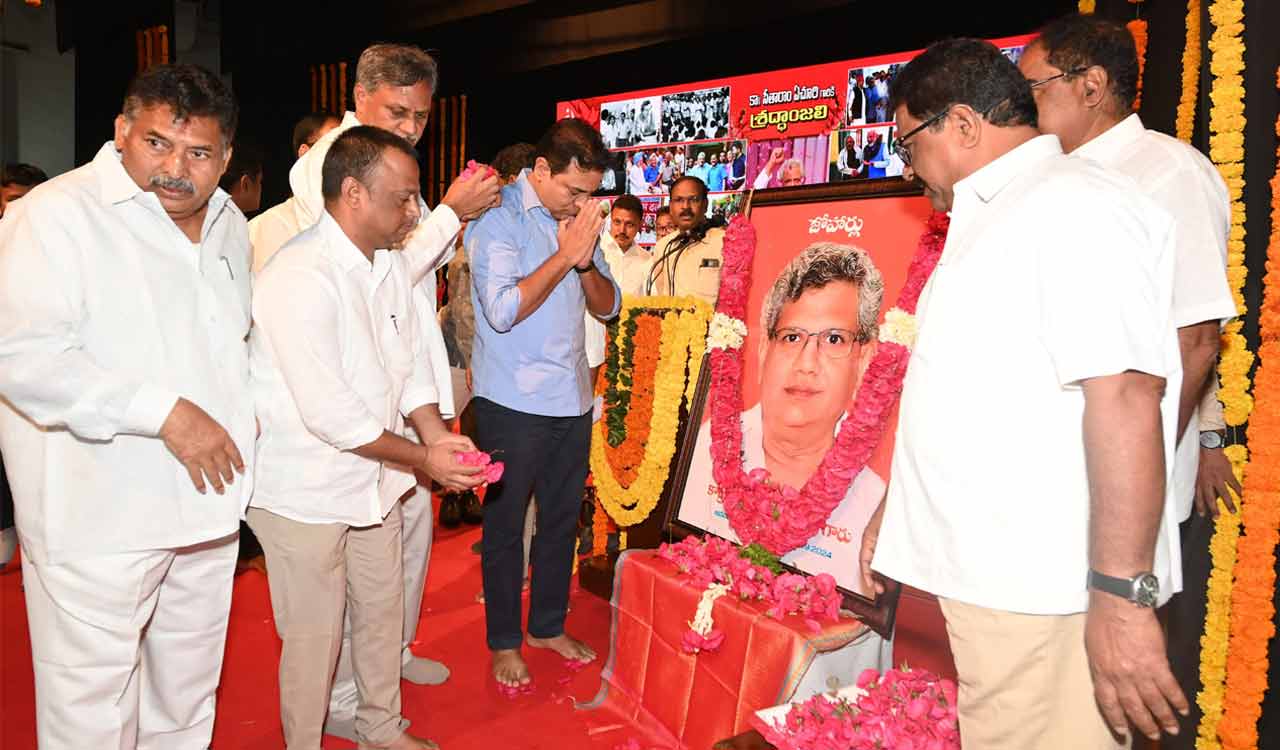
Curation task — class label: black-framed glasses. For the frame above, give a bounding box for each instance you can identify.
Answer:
[1028,66,1090,90]
[891,106,951,168]
[769,326,861,359]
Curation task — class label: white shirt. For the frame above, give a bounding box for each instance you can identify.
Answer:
[290,111,458,418]
[873,135,1184,614]
[584,233,651,368]
[1075,114,1235,521]
[679,405,886,599]
[250,212,440,526]
[248,196,307,273]
[0,142,256,564]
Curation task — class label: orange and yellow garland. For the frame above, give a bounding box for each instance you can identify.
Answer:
[590,297,712,534]
[1195,1,1259,748]
[1215,64,1280,750]
[1176,0,1203,142]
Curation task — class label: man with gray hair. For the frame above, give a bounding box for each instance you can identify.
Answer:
[681,243,888,600]
[286,42,502,740]
[753,147,806,188]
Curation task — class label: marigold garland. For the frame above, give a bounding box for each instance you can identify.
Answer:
[590,297,712,528]
[1176,0,1203,142]
[1195,1,1257,747]
[1215,65,1280,750]
[1197,445,1244,750]
[1078,0,1096,14]
[1128,18,1148,110]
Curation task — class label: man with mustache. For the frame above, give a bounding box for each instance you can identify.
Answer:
[647,175,723,305]
[681,243,887,599]
[0,63,254,750]
[286,44,502,739]
[249,126,483,750]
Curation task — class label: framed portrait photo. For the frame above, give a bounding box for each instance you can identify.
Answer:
[665,177,931,638]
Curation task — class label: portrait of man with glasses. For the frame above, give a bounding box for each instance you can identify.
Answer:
[677,242,887,599]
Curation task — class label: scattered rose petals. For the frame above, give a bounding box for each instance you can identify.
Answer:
[495,679,537,699]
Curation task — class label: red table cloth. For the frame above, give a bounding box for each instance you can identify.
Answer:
[579,549,869,750]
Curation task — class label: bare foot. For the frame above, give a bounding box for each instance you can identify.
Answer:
[492,648,531,687]
[526,632,596,662]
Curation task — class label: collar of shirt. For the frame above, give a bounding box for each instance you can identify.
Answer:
[515,169,548,217]
[952,134,1063,206]
[92,142,233,240]
[317,210,395,290]
[1072,113,1145,164]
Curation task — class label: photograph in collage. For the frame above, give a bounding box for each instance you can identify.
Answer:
[601,96,662,149]
[682,140,747,193]
[845,62,903,126]
[827,124,902,181]
[746,135,829,189]
[660,86,731,144]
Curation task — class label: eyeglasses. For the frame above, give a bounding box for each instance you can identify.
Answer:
[892,106,951,168]
[1028,66,1090,90]
[770,326,860,359]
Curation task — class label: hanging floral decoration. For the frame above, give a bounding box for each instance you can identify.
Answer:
[1216,63,1280,750]
[1194,1,1257,748]
[1176,0,1203,142]
[1128,17,1149,110]
[590,297,712,530]
[706,212,948,557]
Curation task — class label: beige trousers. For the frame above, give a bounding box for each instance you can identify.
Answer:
[939,597,1130,750]
[248,507,405,750]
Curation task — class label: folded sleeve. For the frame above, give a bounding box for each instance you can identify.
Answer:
[253,266,384,451]
[1151,166,1237,328]
[466,216,524,333]
[0,201,180,440]
[1038,188,1176,387]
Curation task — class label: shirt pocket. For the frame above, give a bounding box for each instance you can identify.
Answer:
[695,263,722,302]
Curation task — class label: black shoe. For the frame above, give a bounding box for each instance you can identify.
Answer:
[461,491,483,525]
[440,494,463,528]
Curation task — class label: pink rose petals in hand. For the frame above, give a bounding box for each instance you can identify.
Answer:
[456,450,505,484]
[458,159,497,181]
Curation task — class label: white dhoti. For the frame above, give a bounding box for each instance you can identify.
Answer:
[21,533,238,750]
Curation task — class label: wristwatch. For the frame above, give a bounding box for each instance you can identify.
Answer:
[1199,430,1226,449]
[1087,569,1160,608]
[574,261,596,274]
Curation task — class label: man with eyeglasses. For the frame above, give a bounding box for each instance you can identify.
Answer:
[860,38,1187,749]
[682,242,887,600]
[1020,16,1236,750]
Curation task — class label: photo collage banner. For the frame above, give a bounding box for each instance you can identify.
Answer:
[556,34,1031,246]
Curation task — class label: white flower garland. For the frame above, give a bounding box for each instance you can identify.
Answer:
[878,307,919,350]
[707,312,748,351]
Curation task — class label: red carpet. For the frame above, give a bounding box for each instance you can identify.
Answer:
[0,500,640,750]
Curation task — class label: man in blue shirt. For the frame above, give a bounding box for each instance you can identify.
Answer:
[465,118,621,688]
[706,152,727,192]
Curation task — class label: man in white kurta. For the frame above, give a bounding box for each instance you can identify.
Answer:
[0,64,255,750]
[1017,20,1237,747]
[866,40,1185,749]
[248,112,341,272]
[250,126,482,750]
[283,43,501,735]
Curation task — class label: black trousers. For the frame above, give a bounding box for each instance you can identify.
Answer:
[1163,511,1215,750]
[473,398,591,651]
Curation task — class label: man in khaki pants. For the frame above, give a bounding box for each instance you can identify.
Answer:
[249,126,483,750]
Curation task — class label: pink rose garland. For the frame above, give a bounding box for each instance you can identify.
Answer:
[708,212,950,556]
